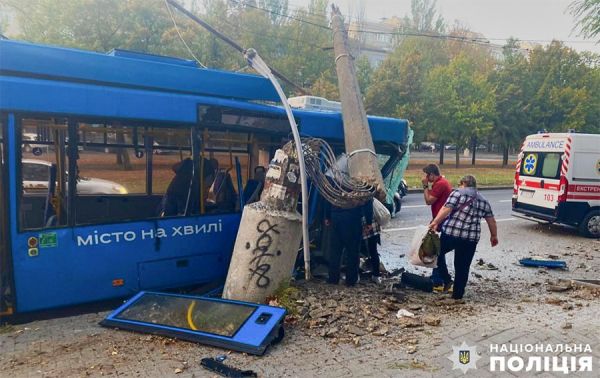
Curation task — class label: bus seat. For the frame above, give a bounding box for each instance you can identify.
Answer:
[208,169,237,213]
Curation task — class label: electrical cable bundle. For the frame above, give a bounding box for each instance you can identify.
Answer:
[292,138,375,209]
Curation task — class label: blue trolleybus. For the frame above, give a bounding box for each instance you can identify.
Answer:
[0,40,410,315]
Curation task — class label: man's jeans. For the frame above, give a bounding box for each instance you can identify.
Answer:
[327,212,362,286]
[432,233,478,299]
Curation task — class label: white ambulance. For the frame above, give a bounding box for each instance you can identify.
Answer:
[512,132,600,238]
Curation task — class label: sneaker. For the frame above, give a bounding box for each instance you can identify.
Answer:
[432,284,445,293]
[371,276,383,285]
[433,281,453,293]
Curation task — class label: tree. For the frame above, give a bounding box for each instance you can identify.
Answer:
[423,54,496,167]
[355,55,373,96]
[489,39,534,166]
[569,0,600,40]
[401,0,445,33]
[527,41,595,133]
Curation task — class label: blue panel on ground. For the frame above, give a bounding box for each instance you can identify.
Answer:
[101,291,287,355]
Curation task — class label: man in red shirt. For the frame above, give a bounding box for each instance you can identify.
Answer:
[421,164,452,291]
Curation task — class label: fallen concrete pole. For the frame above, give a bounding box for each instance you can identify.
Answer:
[223,144,303,303]
[330,5,385,199]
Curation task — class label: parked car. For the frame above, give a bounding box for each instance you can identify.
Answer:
[419,142,439,152]
[22,133,48,154]
[476,144,488,151]
[385,179,409,217]
[444,144,457,150]
[22,159,128,194]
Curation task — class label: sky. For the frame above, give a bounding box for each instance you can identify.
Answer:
[287,0,600,54]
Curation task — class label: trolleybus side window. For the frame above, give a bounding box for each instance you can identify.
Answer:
[19,117,251,231]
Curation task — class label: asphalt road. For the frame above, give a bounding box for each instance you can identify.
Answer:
[380,188,540,274]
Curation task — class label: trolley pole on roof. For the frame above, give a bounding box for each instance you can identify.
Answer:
[330,4,385,198]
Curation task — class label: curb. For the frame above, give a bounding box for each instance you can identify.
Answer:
[407,186,513,194]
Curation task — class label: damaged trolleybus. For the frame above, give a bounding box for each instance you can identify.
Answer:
[0,40,410,315]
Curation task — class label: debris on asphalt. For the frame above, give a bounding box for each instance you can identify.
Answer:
[396,309,415,319]
[475,258,499,270]
[423,315,441,326]
[544,297,567,306]
[546,281,572,292]
[200,357,257,377]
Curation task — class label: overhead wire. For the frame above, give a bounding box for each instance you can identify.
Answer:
[220,18,329,50]
[227,1,598,49]
[164,0,207,68]
[227,0,331,30]
[165,0,309,94]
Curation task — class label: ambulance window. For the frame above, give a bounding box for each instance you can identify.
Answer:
[541,153,561,179]
[520,153,539,176]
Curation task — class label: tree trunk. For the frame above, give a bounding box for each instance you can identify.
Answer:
[439,142,444,165]
[502,145,509,167]
[116,128,132,170]
[471,136,477,166]
[455,148,460,168]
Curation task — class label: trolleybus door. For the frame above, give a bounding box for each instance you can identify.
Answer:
[0,116,14,316]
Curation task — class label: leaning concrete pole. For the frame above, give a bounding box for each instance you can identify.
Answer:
[330,4,385,197]
[223,143,303,303]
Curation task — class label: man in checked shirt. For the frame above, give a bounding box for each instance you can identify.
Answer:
[429,175,499,300]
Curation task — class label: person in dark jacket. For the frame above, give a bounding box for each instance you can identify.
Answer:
[210,169,238,212]
[360,198,382,284]
[324,198,374,286]
[160,158,215,216]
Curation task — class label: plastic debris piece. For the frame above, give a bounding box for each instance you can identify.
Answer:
[396,309,415,319]
[519,258,567,269]
[200,357,257,377]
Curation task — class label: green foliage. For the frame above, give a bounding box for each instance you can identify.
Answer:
[569,0,600,40]
[271,280,300,315]
[423,53,496,166]
[527,42,597,133]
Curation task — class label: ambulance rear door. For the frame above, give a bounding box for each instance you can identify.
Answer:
[516,140,565,211]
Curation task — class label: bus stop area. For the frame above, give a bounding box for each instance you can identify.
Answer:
[2,212,599,377]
